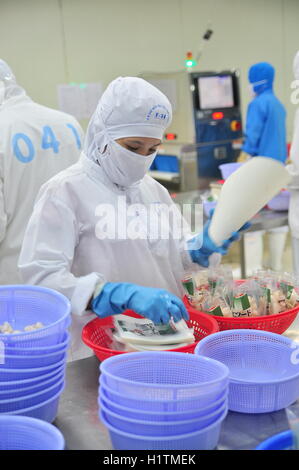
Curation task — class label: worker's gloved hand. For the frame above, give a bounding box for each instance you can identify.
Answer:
[92,282,189,325]
[188,211,251,268]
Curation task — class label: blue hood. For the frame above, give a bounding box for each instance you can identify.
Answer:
[248,62,275,94]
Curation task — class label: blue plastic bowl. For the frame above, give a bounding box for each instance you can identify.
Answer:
[268,191,290,211]
[0,416,65,450]
[100,352,229,402]
[0,355,67,382]
[0,369,65,399]
[99,388,228,422]
[0,285,71,347]
[0,382,65,422]
[195,329,299,413]
[99,375,228,412]
[0,346,68,368]
[100,407,227,450]
[99,398,228,436]
[3,332,70,355]
[0,363,65,391]
[219,162,243,179]
[0,377,65,413]
[256,430,294,450]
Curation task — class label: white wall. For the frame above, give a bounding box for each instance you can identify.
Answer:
[0,0,298,138]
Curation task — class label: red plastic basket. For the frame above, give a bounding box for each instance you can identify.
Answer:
[82,309,219,362]
[183,294,299,335]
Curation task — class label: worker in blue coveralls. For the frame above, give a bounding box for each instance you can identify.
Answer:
[238,61,288,273]
[239,61,287,163]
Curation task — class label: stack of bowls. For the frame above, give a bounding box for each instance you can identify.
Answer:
[98,351,229,450]
[0,285,71,422]
[195,329,299,414]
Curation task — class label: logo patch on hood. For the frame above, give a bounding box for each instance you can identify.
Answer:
[146,104,170,123]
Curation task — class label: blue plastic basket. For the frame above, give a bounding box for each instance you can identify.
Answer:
[99,375,228,412]
[219,162,243,179]
[0,416,65,450]
[3,332,70,355]
[0,364,65,391]
[0,355,67,382]
[100,352,229,402]
[99,398,228,436]
[268,190,290,211]
[100,408,227,450]
[99,389,228,422]
[195,329,299,413]
[0,346,68,368]
[0,370,65,400]
[0,286,71,347]
[0,377,65,413]
[256,430,294,450]
[1,382,65,422]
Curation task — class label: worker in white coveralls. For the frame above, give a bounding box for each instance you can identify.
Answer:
[0,59,83,285]
[19,77,249,360]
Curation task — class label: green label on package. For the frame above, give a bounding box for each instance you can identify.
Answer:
[208,306,223,317]
[208,279,217,291]
[233,294,250,310]
[262,287,271,303]
[182,278,195,296]
[280,282,294,300]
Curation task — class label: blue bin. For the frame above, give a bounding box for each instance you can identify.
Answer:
[256,430,294,450]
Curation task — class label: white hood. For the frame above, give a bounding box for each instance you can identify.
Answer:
[83,76,172,163]
[0,59,26,106]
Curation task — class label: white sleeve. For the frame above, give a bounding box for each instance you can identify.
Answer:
[290,110,299,169]
[18,194,105,316]
[287,110,299,188]
[157,185,199,272]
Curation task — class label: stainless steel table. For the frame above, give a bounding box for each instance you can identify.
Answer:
[54,353,299,450]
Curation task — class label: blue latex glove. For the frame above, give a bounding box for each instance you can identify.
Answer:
[92,282,189,325]
[188,210,251,268]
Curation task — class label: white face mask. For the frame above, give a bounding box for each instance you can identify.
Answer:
[99,139,157,187]
[248,84,256,98]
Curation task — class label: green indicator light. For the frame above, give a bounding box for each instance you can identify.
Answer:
[79,83,87,89]
[185,60,196,68]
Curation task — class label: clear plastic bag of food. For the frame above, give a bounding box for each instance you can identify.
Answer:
[231,280,265,317]
[202,287,232,318]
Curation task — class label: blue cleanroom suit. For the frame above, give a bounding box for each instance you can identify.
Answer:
[242,62,287,162]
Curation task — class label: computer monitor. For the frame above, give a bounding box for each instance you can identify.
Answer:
[192,72,240,111]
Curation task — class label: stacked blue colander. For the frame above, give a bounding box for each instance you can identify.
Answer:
[98,351,229,450]
[0,285,71,422]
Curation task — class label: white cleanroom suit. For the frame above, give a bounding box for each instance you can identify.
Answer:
[19,77,197,361]
[0,59,84,284]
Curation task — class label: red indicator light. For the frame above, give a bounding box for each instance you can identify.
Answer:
[212,112,224,120]
[231,120,241,131]
[165,133,177,140]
